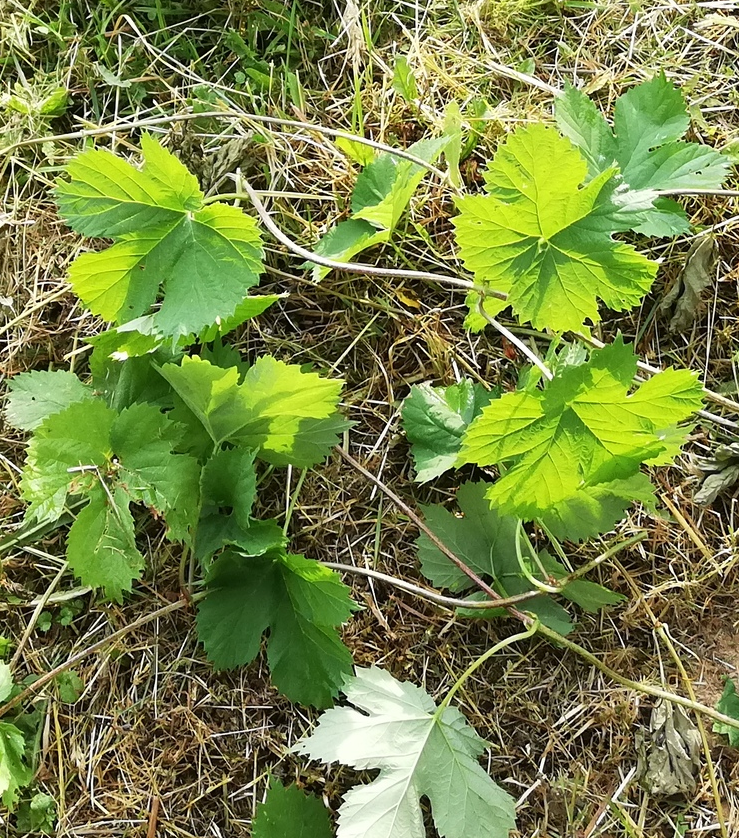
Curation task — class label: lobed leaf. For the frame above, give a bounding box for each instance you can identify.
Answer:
[197,549,357,706]
[293,666,517,838]
[454,124,658,332]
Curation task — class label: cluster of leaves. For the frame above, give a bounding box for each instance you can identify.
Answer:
[456,75,729,333]
[403,338,703,545]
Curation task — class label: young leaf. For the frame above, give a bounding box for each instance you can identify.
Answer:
[0,663,12,703]
[713,677,739,747]
[66,485,145,601]
[453,124,658,332]
[401,380,496,482]
[309,219,389,281]
[197,549,356,706]
[391,55,418,102]
[159,355,349,466]
[252,781,332,838]
[555,75,730,236]
[293,666,517,838]
[56,135,264,339]
[417,481,573,633]
[5,370,95,431]
[459,338,703,520]
[0,721,32,808]
[20,400,200,598]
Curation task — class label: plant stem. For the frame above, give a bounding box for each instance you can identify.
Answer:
[436,622,540,715]
[475,299,553,381]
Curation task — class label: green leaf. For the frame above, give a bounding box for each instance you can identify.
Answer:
[713,677,739,747]
[0,663,12,703]
[459,338,702,519]
[21,400,116,523]
[252,781,332,838]
[353,136,450,231]
[0,721,32,808]
[56,670,84,703]
[15,792,57,834]
[453,124,658,332]
[417,481,573,633]
[55,133,202,237]
[293,666,517,838]
[197,549,356,706]
[556,76,730,236]
[66,485,145,601]
[56,135,264,339]
[5,370,95,431]
[335,136,376,167]
[536,550,624,611]
[443,101,463,189]
[159,355,349,466]
[401,380,496,482]
[110,403,201,544]
[391,55,418,102]
[309,219,389,281]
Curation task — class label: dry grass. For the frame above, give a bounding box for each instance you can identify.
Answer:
[2,0,739,835]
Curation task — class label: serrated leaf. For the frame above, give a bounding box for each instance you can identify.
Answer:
[5,370,95,431]
[556,76,730,236]
[197,549,356,706]
[454,124,658,332]
[0,721,32,808]
[21,400,116,523]
[391,55,418,102]
[713,677,739,746]
[159,355,349,466]
[66,485,144,601]
[56,135,264,339]
[459,338,702,519]
[110,403,201,543]
[401,380,496,482]
[252,781,332,838]
[417,481,573,632]
[293,666,516,838]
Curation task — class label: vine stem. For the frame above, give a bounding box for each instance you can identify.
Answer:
[240,180,506,299]
[321,561,540,611]
[435,622,541,716]
[336,447,528,619]
[0,596,197,719]
[339,446,739,734]
[475,299,553,381]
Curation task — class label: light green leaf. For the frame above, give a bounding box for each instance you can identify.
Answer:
[713,677,739,747]
[66,485,144,601]
[309,219,389,281]
[293,666,516,838]
[5,370,95,431]
[454,124,658,332]
[556,76,730,236]
[459,338,702,519]
[197,549,356,706]
[392,55,418,102]
[0,663,12,703]
[335,136,376,167]
[354,136,450,231]
[56,136,264,339]
[401,380,496,482]
[21,400,115,523]
[159,355,349,466]
[443,101,463,189]
[0,720,32,808]
[253,781,332,838]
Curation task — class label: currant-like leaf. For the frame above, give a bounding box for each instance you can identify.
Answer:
[453,124,658,332]
[159,355,350,466]
[4,370,96,431]
[197,549,356,706]
[56,135,264,339]
[293,666,517,838]
[252,781,332,838]
[556,75,730,236]
[458,338,703,520]
[401,380,496,482]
